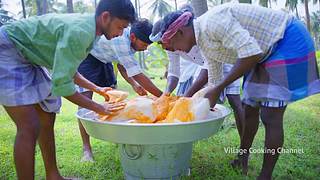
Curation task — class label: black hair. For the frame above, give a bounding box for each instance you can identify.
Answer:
[160,9,194,35]
[130,18,153,44]
[95,0,136,23]
[151,19,163,36]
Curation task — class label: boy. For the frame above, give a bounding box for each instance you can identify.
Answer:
[0,0,135,179]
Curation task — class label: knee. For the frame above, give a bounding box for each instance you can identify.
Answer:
[16,119,40,139]
[227,95,243,109]
[260,108,285,128]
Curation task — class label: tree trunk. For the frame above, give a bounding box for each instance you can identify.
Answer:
[295,5,299,18]
[174,0,178,10]
[21,0,26,18]
[67,0,74,13]
[191,0,208,17]
[305,0,311,32]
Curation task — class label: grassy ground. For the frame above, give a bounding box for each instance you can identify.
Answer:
[0,66,320,180]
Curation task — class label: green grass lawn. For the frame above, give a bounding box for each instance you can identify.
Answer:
[0,67,320,180]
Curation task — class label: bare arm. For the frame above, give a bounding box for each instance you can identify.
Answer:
[117,64,147,96]
[184,69,208,97]
[74,72,111,100]
[117,64,138,86]
[165,76,179,95]
[205,54,262,107]
[133,73,163,97]
[65,92,123,115]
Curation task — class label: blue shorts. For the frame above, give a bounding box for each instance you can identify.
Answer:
[77,54,117,93]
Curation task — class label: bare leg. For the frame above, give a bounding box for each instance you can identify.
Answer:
[4,105,41,180]
[232,104,260,175]
[226,94,245,138]
[257,106,286,180]
[35,105,64,180]
[77,91,94,162]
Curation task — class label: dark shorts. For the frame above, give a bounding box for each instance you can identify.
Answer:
[78,54,117,89]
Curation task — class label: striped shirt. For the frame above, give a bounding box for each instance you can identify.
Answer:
[90,28,141,77]
[193,3,292,85]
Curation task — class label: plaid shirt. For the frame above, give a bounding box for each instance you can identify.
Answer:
[90,28,141,77]
[194,3,292,85]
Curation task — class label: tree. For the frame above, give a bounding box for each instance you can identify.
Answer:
[285,0,299,18]
[313,0,320,11]
[191,0,208,17]
[21,0,26,18]
[174,0,178,10]
[25,0,56,16]
[303,0,311,32]
[259,0,268,7]
[239,0,252,3]
[148,0,173,21]
[66,0,73,13]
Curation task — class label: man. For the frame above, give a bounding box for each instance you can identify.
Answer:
[150,16,244,149]
[158,3,320,180]
[77,18,162,162]
[0,0,135,179]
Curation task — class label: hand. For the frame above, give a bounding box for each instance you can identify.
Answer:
[94,87,112,101]
[204,86,223,108]
[132,84,147,96]
[163,92,171,97]
[96,102,126,115]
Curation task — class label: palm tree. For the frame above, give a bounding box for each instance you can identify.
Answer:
[285,0,299,18]
[149,0,173,21]
[66,0,73,13]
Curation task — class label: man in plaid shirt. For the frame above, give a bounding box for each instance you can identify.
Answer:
[158,3,320,179]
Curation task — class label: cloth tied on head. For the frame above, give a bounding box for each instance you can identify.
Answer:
[161,12,193,44]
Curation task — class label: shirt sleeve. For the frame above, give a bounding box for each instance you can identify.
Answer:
[113,37,141,77]
[167,51,180,78]
[51,29,93,96]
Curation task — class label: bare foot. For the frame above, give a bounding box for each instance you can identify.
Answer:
[230,154,249,175]
[81,150,94,162]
